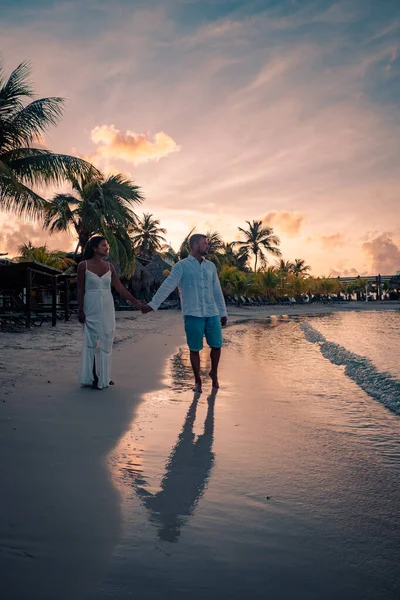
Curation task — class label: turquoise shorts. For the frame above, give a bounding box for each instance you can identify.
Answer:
[184,315,223,351]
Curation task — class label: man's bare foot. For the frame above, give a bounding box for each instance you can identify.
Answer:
[193,381,202,393]
[209,370,219,389]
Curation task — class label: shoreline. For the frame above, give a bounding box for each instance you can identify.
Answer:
[226,300,400,323]
[0,302,399,598]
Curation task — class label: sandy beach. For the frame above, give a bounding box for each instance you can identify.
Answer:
[0,302,399,600]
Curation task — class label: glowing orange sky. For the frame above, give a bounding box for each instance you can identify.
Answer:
[1,0,399,275]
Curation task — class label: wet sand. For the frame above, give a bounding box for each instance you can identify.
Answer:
[0,302,399,599]
[0,311,185,600]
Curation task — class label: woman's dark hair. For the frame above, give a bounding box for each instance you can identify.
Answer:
[83,236,106,260]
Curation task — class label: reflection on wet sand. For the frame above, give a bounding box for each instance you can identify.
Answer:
[134,390,216,542]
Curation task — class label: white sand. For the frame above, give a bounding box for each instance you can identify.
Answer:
[0,301,399,599]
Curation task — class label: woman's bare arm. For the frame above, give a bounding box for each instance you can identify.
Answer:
[77,261,86,323]
[110,265,143,309]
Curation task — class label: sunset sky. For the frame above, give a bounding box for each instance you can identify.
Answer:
[1,0,399,275]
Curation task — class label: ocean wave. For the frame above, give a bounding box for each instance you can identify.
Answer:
[301,322,400,416]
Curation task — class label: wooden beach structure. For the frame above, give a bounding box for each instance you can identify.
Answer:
[0,261,75,328]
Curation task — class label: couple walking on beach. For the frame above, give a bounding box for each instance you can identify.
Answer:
[77,234,228,391]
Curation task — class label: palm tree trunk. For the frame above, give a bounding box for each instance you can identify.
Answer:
[254,253,258,273]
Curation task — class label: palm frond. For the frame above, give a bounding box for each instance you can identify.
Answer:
[43,193,79,231]
[6,149,97,186]
[0,61,34,118]
[4,97,64,148]
[0,158,46,217]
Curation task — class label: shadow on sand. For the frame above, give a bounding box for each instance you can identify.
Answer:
[134,389,217,542]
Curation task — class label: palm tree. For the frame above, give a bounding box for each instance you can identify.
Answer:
[276,259,294,275]
[206,230,223,254]
[17,242,74,270]
[223,270,255,306]
[314,277,340,297]
[219,265,239,295]
[219,242,249,270]
[162,228,195,265]
[257,267,280,300]
[236,220,281,272]
[44,171,143,276]
[0,59,96,219]
[292,258,311,277]
[131,213,167,260]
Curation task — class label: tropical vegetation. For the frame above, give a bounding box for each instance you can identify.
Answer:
[44,171,143,275]
[130,213,167,260]
[236,220,282,271]
[17,242,74,270]
[0,59,95,219]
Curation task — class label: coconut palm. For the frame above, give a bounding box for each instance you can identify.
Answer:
[219,265,240,296]
[276,259,294,275]
[292,258,311,277]
[236,220,281,272]
[287,273,310,300]
[131,213,167,260]
[314,277,340,297]
[341,282,357,301]
[257,266,280,300]
[17,242,74,270]
[224,270,255,305]
[219,242,249,270]
[162,228,196,265]
[162,245,180,265]
[44,170,143,276]
[0,59,96,219]
[206,230,223,254]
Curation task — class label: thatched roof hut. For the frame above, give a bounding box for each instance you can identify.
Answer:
[145,254,172,285]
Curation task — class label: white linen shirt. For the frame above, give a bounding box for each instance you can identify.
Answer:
[148,255,227,318]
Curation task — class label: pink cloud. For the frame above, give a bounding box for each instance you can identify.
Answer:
[320,233,346,249]
[362,233,400,274]
[261,211,305,236]
[88,125,180,166]
[0,221,74,258]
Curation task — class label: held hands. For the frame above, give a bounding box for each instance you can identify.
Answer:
[78,310,86,324]
[141,304,153,314]
[133,300,146,311]
[221,316,228,326]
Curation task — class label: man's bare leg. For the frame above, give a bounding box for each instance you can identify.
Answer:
[190,350,202,392]
[209,347,221,388]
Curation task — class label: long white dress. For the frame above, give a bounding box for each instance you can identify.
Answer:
[79,263,115,389]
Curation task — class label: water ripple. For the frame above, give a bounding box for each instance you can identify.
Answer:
[301,322,400,416]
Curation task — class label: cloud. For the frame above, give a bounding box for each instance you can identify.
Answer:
[87,125,180,167]
[385,46,398,70]
[329,267,365,277]
[320,233,345,249]
[0,222,73,258]
[261,211,305,236]
[0,0,399,277]
[362,233,400,274]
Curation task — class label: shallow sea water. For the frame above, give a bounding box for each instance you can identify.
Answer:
[94,311,400,600]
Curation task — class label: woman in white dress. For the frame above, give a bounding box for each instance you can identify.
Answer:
[77,236,143,390]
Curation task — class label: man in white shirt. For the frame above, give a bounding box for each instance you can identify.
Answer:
[142,234,228,392]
